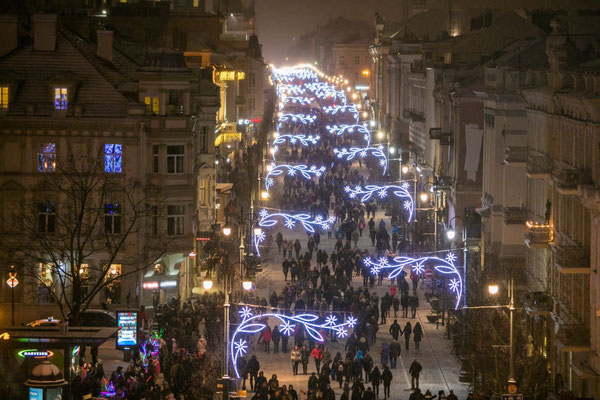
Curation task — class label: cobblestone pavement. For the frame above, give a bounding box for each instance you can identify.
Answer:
[245,209,469,400]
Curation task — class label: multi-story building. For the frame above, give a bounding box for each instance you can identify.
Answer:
[327,40,371,93]
[0,14,219,324]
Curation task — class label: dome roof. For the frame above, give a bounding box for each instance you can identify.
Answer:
[25,360,66,387]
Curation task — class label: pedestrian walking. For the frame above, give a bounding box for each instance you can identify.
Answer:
[389,340,401,369]
[370,366,381,398]
[382,365,393,398]
[294,239,302,258]
[401,294,409,318]
[301,345,310,375]
[248,355,260,391]
[282,330,290,353]
[402,322,412,350]
[262,325,272,354]
[410,294,419,318]
[362,352,373,383]
[291,346,301,375]
[389,320,401,341]
[276,232,284,253]
[273,326,281,354]
[311,344,323,373]
[413,322,423,352]
[379,342,390,367]
[282,259,290,281]
[283,239,288,258]
[409,359,422,389]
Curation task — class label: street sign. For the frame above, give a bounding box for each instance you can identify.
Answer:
[433,278,444,289]
[424,269,433,279]
[502,394,522,400]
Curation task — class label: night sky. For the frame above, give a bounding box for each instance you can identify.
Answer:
[253,0,404,65]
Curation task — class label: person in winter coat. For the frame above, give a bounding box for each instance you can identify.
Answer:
[381,365,393,398]
[401,294,409,318]
[389,320,401,341]
[282,259,290,281]
[379,342,390,367]
[402,322,412,350]
[409,359,422,389]
[273,326,282,354]
[291,346,301,375]
[276,233,284,253]
[308,372,319,391]
[362,352,374,383]
[336,360,345,388]
[410,295,419,318]
[392,296,400,317]
[370,366,381,398]
[268,374,280,397]
[282,330,290,353]
[413,322,423,352]
[287,240,294,259]
[424,390,436,400]
[238,356,249,390]
[283,239,289,258]
[301,345,311,375]
[311,345,324,373]
[294,239,302,258]
[262,325,272,354]
[322,347,332,369]
[352,356,363,383]
[248,355,260,391]
[389,340,401,369]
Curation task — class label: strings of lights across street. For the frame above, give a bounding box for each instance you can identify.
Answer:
[264,164,326,191]
[345,183,414,222]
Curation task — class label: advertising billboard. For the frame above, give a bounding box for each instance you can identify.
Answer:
[116,310,138,348]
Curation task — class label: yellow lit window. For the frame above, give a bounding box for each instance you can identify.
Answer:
[193,0,199,6]
[0,86,8,109]
[237,72,245,80]
[145,96,159,115]
[54,87,68,110]
[444,52,452,65]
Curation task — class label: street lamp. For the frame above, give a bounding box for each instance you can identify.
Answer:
[260,190,269,200]
[222,226,232,237]
[419,192,429,203]
[487,283,499,295]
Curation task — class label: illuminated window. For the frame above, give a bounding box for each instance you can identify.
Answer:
[104,264,121,304]
[444,52,452,64]
[79,264,89,280]
[104,144,122,173]
[37,202,56,234]
[152,145,159,173]
[54,87,68,110]
[145,96,159,116]
[167,205,185,235]
[104,203,121,234]
[0,86,8,109]
[237,72,245,80]
[166,145,184,174]
[38,143,56,172]
[37,263,54,303]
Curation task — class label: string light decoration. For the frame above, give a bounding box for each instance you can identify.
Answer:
[272,134,320,147]
[253,230,265,257]
[323,106,359,123]
[364,253,462,309]
[333,145,388,174]
[326,124,369,136]
[257,209,335,233]
[345,183,414,222]
[282,96,314,105]
[279,113,317,124]
[231,306,357,378]
[265,164,326,191]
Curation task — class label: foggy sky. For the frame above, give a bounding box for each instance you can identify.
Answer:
[253,0,404,65]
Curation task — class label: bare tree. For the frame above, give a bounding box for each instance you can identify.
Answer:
[0,150,167,323]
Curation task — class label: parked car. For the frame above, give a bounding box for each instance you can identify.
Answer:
[27,309,116,328]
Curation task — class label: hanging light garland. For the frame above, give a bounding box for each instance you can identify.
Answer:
[272,134,320,147]
[265,164,326,191]
[279,113,317,124]
[364,253,462,309]
[345,183,414,222]
[333,145,388,174]
[257,209,335,233]
[231,306,357,378]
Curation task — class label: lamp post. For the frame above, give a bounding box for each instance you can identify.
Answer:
[7,265,18,326]
[418,182,438,251]
[446,216,467,307]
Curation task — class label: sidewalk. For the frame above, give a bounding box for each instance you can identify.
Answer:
[248,210,469,399]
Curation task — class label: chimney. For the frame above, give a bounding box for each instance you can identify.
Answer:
[0,15,18,57]
[97,30,113,63]
[32,14,57,52]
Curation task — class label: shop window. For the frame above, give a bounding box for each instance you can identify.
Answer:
[167,205,185,235]
[104,264,121,304]
[0,86,8,109]
[104,144,123,173]
[37,202,56,234]
[54,87,68,110]
[37,263,54,304]
[38,143,56,172]
[166,145,184,174]
[104,203,121,234]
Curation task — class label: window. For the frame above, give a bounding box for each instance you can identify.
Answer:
[104,144,123,173]
[355,56,360,65]
[199,179,208,206]
[37,202,56,234]
[167,90,184,115]
[167,205,185,235]
[104,264,121,304]
[145,96,159,116]
[152,145,159,173]
[248,97,256,111]
[444,52,452,65]
[151,205,158,235]
[339,56,345,66]
[54,87,68,110]
[104,203,121,234]
[37,263,54,304]
[248,72,256,88]
[0,86,8,109]
[425,51,432,60]
[199,126,208,152]
[38,143,56,172]
[166,145,184,174]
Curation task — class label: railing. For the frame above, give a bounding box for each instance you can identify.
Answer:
[553,244,590,273]
[435,175,453,190]
[552,160,592,193]
[556,324,590,348]
[524,222,552,247]
[503,207,527,224]
[526,153,551,177]
[504,146,528,164]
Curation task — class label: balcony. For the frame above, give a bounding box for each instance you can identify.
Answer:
[435,175,453,190]
[524,222,552,248]
[503,207,527,225]
[504,146,527,165]
[555,324,590,352]
[526,153,551,179]
[440,133,453,146]
[522,291,553,316]
[552,161,593,195]
[552,244,590,274]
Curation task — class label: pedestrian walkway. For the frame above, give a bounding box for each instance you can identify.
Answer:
[247,210,469,399]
